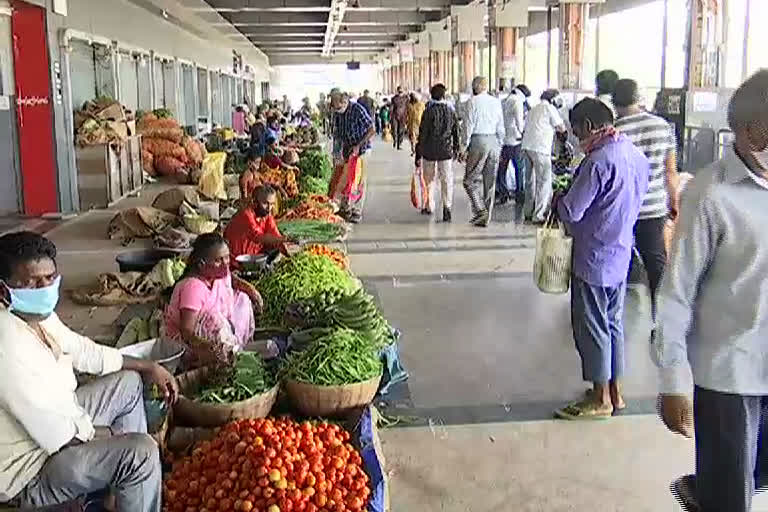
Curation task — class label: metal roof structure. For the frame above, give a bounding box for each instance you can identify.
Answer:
[203,0,475,65]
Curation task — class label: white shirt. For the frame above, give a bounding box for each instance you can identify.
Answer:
[653,147,768,395]
[501,90,526,146]
[0,310,123,501]
[597,93,617,117]
[520,102,565,155]
[462,92,505,148]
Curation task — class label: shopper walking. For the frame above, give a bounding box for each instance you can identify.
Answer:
[460,77,504,227]
[613,78,679,320]
[553,98,649,420]
[391,86,408,150]
[496,84,529,205]
[655,70,768,512]
[406,92,426,156]
[329,89,375,224]
[520,89,567,224]
[596,69,619,116]
[415,83,460,222]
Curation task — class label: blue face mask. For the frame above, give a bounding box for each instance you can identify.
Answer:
[7,275,61,316]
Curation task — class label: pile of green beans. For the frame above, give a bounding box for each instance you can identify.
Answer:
[277,220,345,243]
[256,252,355,326]
[281,328,383,386]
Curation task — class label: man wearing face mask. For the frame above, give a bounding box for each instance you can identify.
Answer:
[0,231,178,511]
[553,98,648,421]
[655,70,768,512]
[224,184,293,261]
[329,88,375,224]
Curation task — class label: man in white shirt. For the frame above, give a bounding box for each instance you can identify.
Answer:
[496,84,530,205]
[655,70,768,512]
[520,89,567,223]
[0,232,178,511]
[461,76,505,227]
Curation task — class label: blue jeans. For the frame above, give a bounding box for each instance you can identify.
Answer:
[496,144,525,200]
[570,276,626,383]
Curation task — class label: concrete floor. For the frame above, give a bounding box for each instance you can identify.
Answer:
[42,140,699,511]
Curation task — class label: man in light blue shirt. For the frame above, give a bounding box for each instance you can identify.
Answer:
[655,70,768,512]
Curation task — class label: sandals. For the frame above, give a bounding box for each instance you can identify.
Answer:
[584,389,627,411]
[554,399,614,421]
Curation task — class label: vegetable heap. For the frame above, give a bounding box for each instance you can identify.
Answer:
[256,252,355,326]
[163,418,371,512]
[289,288,393,349]
[552,174,574,193]
[282,328,383,386]
[297,150,333,195]
[198,352,275,404]
[277,220,346,244]
[303,244,348,270]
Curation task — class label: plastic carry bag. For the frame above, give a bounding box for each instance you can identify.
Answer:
[533,214,573,294]
[198,152,227,200]
[410,165,428,209]
[343,155,364,202]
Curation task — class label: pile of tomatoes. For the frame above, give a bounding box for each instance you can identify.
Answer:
[163,418,370,512]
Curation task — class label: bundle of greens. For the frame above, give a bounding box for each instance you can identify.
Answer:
[281,328,383,386]
[277,219,346,243]
[256,252,355,326]
[197,352,275,403]
[298,150,333,181]
[553,174,574,193]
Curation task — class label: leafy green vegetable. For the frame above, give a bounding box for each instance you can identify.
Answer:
[152,108,173,119]
[281,328,383,386]
[553,174,573,193]
[256,252,355,326]
[298,175,329,195]
[197,352,275,403]
[298,150,332,181]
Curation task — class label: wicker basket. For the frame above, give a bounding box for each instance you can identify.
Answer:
[285,374,381,417]
[173,367,278,428]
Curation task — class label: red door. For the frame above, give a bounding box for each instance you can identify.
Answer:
[11,1,58,215]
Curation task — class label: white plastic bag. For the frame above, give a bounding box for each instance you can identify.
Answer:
[533,216,573,294]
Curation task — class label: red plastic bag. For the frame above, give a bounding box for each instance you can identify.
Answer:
[410,166,428,209]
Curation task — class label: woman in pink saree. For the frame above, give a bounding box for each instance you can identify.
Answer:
[163,233,263,369]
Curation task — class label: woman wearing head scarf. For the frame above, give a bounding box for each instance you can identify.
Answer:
[406,92,426,156]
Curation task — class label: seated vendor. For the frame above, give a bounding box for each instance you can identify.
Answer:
[163,233,263,369]
[0,231,177,511]
[262,134,299,174]
[239,155,262,202]
[224,184,293,260]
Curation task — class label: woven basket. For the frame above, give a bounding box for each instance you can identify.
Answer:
[173,367,278,428]
[285,374,381,417]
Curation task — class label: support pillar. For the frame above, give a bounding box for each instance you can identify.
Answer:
[558,2,588,90]
[687,0,724,89]
[459,41,475,93]
[497,27,519,91]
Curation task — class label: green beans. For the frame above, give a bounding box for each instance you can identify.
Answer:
[281,328,383,386]
[197,352,275,403]
[277,220,346,243]
[256,252,355,326]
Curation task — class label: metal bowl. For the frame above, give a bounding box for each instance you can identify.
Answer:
[235,253,269,272]
[119,338,185,374]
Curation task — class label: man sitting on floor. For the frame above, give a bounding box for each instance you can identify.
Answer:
[225,184,294,262]
[0,231,178,511]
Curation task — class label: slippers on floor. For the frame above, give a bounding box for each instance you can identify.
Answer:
[671,475,700,512]
[554,399,614,421]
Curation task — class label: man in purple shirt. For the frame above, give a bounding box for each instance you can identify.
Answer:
[554,98,649,420]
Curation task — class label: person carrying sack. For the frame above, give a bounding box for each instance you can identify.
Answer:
[329,89,375,224]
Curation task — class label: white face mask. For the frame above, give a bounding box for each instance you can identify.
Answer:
[336,103,348,114]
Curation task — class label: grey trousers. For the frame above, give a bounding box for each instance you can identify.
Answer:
[463,135,501,219]
[694,386,768,512]
[19,371,161,512]
[523,150,553,222]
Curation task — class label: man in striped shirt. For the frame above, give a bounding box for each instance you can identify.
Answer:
[613,79,679,318]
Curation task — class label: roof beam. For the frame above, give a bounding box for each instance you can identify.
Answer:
[221,9,437,26]
[203,0,455,12]
[238,25,413,36]
[322,0,347,57]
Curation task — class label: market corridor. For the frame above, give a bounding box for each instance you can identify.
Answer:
[347,139,695,511]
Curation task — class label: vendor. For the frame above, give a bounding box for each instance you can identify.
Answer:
[263,134,299,173]
[239,155,262,202]
[224,184,293,261]
[0,231,177,511]
[163,233,263,369]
